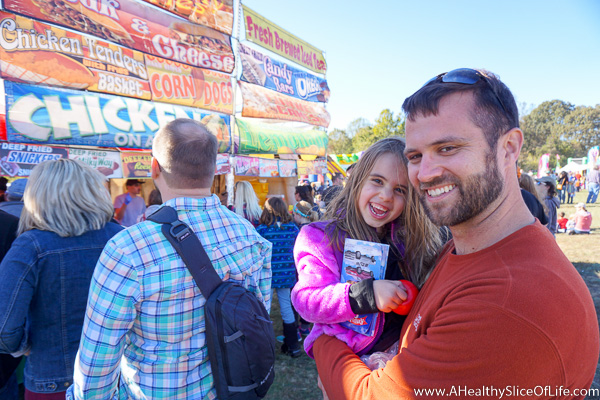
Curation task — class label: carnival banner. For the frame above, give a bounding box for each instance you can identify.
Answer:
[0,11,234,112]
[0,142,68,177]
[259,158,279,177]
[239,43,329,103]
[537,154,550,178]
[236,117,327,155]
[297,159,326,175]
[588,146,599,170]
[145,55,233,113]
[278,159,296,177]
[121,151,152,178]
[69,148,123,178]
[242,6,326,74]
[141,0,234,35]
[239,82,330,127]
[0,80,6,141]
[215,153,230,175]
[5,81,231,152]
[234,156,259,176]
[0,11,151,99]
[3,0,234,73]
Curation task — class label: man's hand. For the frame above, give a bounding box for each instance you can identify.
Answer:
[124,193,132,205]
[373,280,407,313]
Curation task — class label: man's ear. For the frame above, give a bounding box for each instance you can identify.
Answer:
[151,158,161,180]
[499,127,523,166]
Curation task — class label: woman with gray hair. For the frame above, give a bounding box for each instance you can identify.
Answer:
[0,159,122,399]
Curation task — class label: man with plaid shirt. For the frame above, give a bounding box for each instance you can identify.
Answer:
[68,119,272,399]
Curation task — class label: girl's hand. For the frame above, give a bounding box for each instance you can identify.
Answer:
[373,280,408,313]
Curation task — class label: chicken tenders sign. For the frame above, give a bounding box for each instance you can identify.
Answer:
[4,0,235,73]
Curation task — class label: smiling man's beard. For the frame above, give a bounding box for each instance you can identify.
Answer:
[419,149,504,227]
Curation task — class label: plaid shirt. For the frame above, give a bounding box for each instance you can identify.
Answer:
[68,196,272,400]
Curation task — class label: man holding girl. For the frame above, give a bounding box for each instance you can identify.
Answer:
[302,69,598,399]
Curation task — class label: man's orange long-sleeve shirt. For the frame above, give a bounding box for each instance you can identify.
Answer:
[315,222,599,399]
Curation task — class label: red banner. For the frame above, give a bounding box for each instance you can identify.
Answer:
[239,82,330,127]
[4,0,234,73]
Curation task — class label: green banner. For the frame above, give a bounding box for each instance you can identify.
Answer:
[235,118,327,156]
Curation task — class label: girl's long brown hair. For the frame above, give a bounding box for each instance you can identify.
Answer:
[323,137,444,286]
[259,197,292,226]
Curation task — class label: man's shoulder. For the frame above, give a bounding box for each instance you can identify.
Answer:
[106,219,162,249]
[0,201,21,210]
[0,209,18,224]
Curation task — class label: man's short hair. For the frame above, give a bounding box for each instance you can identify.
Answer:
[402,69,519,149]
[125,179,144,187]
[152,118,218,189]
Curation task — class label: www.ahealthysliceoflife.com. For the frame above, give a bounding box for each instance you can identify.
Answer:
[413,385,599,398]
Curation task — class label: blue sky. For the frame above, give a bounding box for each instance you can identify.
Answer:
[241,0,600,132]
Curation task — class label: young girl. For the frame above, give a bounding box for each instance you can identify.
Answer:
[256,197,302,357]
[291,137,444,362]
[292,200,320,336]
[293,200,319,228]
[295,186,322,219]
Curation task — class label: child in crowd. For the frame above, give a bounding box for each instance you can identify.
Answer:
[291,137,444,365]
[256,197,302,357]
[566,174,576,204]
[557,212,568,233]
[292,200,320,336]
[293,200,319,228]
[566,215,576,234]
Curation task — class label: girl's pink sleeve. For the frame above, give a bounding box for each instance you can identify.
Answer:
[292,225,356,323]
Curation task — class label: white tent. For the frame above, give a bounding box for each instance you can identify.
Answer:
[557,161,587,173]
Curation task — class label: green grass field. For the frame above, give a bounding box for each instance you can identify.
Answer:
[555,192,600,395]
[266,190,600,400]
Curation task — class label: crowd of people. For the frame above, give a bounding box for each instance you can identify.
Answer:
[517,168,595,237]
[0,68,598,400]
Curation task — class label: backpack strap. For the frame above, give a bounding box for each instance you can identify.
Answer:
[147,206,222,297]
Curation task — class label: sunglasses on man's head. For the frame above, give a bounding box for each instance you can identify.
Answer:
[422,68,509,115]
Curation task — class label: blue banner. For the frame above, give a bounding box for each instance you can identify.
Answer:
[5,81,231,152]
[239,43,330,103]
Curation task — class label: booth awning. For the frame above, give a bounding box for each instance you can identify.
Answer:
[327,156,346,176]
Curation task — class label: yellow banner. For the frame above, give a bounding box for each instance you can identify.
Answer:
[242,6,326,75]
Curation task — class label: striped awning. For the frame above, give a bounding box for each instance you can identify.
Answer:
[327,156,346,176]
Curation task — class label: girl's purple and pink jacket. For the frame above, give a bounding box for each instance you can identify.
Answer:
[291,222,385,358]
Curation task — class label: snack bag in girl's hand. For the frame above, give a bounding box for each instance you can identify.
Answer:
[339,238,389,336]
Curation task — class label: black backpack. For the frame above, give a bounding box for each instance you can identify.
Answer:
[148,206,275,399]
